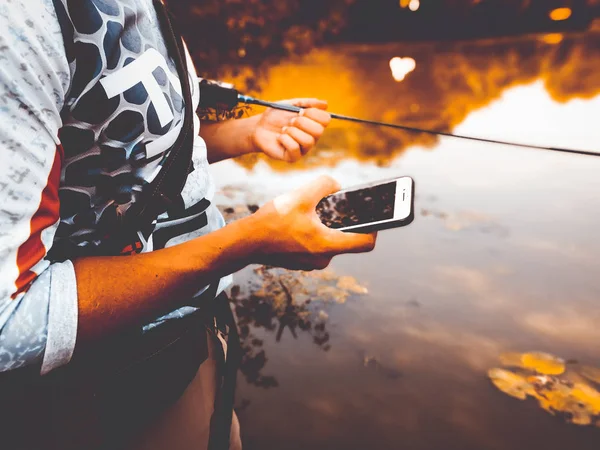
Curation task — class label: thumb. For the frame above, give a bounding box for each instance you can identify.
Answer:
[326,230,378,254]
[302,175,341,207]
[272,175,340,215]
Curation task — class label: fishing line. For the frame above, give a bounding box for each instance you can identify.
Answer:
[199,81,599,158]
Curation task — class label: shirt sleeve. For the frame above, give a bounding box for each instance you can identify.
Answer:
[0,0,77,375]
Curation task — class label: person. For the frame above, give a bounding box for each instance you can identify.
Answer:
[0,1,377,449]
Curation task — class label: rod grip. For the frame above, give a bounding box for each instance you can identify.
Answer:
[198,81,240,109]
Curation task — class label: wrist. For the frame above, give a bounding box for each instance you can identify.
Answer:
[201,116,261,163]
[188,212,266,274]
[241,114,261,156]
[232,211,271,265]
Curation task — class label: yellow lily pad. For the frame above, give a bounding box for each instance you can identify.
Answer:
[488,368,533,400]
[491,353,600,428]
[571,383,600,415]
[521,352,565,375]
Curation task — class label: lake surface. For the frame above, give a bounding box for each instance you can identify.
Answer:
[212,30,600,450]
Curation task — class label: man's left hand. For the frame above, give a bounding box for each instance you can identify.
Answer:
[250,98,332,162]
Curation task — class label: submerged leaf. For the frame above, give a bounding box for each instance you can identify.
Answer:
[571,383,600,415]
[336,276,369,295]
[316,285,349,304]
[488,368,533,400]
[490,353,600,428]
[521,352,565,375]
[499,351,565,375]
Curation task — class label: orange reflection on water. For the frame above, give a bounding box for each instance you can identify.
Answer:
[224,31,600,171]
[540,33,564,44]
[549,7,573,21]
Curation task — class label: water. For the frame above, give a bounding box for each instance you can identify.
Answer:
[211,30,600,450]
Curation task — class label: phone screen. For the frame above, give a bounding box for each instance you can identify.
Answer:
[316,181,397,229]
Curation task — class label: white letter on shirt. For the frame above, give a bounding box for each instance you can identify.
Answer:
[100,48,182,127]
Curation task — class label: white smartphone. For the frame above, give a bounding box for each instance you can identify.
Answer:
[316,176,415,233]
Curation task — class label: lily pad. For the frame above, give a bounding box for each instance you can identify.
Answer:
[489,352,600,428]
[488,368,533,400]
[521,352,565,375]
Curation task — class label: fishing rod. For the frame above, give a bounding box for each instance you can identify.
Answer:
[198,81,599,158]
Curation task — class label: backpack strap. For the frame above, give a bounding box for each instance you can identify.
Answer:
[114,0,196,245]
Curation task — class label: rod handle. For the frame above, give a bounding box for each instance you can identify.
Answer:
[198,81,240,109]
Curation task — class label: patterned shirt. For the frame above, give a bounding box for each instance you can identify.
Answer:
[0,0,230,374]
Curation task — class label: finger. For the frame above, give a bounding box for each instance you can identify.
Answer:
[275,175,340,214]
[325,230,378,254]
[302,175,341,205]
[276,133,302,162]
[299,108,331,127]
[283,126,315,154]
[311,257,332,271]
[282,98,328,110]
[290,116,325,139]
[262,140,287,161]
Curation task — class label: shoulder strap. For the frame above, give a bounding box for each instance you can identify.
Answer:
[123,0,195,230]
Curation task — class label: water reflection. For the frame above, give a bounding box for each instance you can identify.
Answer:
[389,56,417,82]
[222,31,600,170]
[229,263,369,390]
[216,31,600,450]
[489,351,600,427]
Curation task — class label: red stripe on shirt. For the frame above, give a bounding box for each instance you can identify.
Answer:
[11,145,63,299]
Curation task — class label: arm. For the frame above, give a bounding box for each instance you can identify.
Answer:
[74,176,376,347]
[201,99,331,163]
[200,115,258,163]
[74,217,258,344]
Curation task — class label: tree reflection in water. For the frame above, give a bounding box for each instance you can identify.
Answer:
[222,31,600,170]
[230,265,368,389]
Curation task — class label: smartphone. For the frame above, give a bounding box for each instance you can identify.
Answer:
[316,176,415,233]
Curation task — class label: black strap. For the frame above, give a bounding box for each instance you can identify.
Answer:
[116,0,196,245]
[152,5,242,449]
[208,294,243,450]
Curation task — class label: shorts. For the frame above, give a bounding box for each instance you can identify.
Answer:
[0,294,241,450]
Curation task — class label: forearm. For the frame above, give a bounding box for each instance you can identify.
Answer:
[73,215,261,347]
[200,116,260,163]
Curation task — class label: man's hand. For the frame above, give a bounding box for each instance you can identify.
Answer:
[250,98,332,162]
[250,175,377,270]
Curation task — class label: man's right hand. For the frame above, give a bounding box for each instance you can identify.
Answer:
[250,175,377,271]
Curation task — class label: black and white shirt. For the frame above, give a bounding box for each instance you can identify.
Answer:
[0,0,229,374]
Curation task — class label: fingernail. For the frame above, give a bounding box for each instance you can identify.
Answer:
[281,126,288,133]
[289,117,296,126]
[299,108,305,117]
